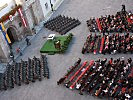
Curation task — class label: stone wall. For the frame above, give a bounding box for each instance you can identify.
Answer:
[24,0,44,30]
[22,0,64,30]
[31,0,44,24]
[0,31,10,62]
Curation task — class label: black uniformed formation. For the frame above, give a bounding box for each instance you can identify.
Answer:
[0,55,49,90]
[82,33,133,54]
[44,15,81,35]
[57,58,133,100]
[87,11,133,33]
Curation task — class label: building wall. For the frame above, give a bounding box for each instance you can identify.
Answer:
[4,15,26,41]
[0,30,10,62]
[24,9,35,30]
[16,0,64,31]
[51,0,62,9]
[20,0,44,30]
[39,0,51,17]
[0,46,6,59]
[39,0,63,19]
[31,0,44,24]
[14,0,22,5]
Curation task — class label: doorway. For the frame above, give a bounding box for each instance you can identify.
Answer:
[7,27,17,44]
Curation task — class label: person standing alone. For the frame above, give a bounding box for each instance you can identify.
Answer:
[25,37,31,46]
[122,4,126,13]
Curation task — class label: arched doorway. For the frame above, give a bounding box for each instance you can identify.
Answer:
[7,27,17,44]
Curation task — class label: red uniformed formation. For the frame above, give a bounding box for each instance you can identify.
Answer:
[87,11,133,33]
[57,58,133,100]
[82,33,133,54]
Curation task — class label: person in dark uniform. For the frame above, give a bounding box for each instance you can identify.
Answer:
[74,58,81,66]
[25,37,31,46]
[51,4,54,12]
[122,5,126,13]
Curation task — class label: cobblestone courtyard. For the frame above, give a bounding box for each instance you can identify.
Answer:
[0,0,133,100]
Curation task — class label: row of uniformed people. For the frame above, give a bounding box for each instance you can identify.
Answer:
[57,58,81,85]
[82,33,133,54]
[41,55,49,79]
[82,33,98,54]
[0,55,49,90]
[45,16,74,28]
[98,11,133,33]
[44,15,81,35]
[86,17,99,32]
[45,15,72,25]
[102,33,133,54]
[44,15,77,28]
[86,11,133,33]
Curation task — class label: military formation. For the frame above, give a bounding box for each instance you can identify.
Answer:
[82,33,133,54]
[0,55,49,90]
[57,58,133,100]
[44,15,81,35]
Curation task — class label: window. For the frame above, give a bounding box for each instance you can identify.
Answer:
[19,22,22,27]
[45,3,48,9]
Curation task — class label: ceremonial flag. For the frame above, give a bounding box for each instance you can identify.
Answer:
[0,23,11,44]
[18,8,27,27]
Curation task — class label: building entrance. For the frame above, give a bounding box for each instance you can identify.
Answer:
[7,27,17,44]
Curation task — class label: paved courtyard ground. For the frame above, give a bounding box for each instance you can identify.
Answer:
[0,0,133,100]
